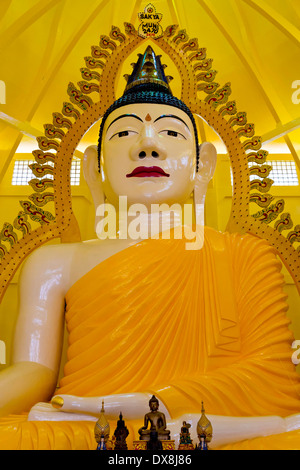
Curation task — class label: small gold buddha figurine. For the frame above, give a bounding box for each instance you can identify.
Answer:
[138,395,171,441]
[94,400,111,450]
[195,402,213,450]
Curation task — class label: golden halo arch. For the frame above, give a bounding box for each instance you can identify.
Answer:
[0,22,299,303]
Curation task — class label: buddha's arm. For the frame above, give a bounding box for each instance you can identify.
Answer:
[143,414,149,430]
[48,393,170,421]
[0,246,67,416]
[159,412,167,430]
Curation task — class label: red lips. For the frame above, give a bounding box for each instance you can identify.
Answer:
[126,166,170,178]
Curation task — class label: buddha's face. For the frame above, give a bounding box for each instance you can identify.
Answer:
[149,400,159,412]
[100,103,197,208]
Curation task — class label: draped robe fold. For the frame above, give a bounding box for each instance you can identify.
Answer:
[1,227,300,450]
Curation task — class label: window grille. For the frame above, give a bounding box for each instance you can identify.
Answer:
[12,160,81,186]
[261,160,299,186]
[231,160,299,187]
[11,160,37,186]
[69,159,81,186]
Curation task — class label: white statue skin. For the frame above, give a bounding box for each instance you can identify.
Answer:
[1,103,300,448]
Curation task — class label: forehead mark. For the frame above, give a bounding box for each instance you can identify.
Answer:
[145,113,152,121]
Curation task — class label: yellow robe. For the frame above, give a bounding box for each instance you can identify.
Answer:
[1,227,300,450]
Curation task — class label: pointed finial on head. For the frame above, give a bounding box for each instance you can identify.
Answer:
[124,45,172,93]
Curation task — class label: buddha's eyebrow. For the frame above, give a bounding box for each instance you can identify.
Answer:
[106,114,143,131]
[153,114,190,130]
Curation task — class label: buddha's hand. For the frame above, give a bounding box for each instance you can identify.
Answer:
[285,413,300,432]
[50,393,171,421]
[138,426,147,434]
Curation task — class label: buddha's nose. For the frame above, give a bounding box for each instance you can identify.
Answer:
[130,126,166,161]
[138,150,160,159]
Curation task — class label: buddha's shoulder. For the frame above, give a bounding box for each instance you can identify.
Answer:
[204,226,275,254]
[27,237,134,255]
[23,240,81,265]
[20,242,81,282]
[23,238,138,275]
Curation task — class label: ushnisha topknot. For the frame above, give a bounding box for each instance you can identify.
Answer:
[97,46,200,171]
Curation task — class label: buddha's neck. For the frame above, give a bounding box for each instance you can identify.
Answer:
[117,206,186,240]
[96,197,204,244]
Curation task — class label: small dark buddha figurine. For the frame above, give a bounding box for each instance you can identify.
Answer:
[138,395,171,441]
[113,412,129,450]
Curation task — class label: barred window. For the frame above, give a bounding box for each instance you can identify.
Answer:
[231,160,299,187]
[11,160,81,186]
[69,159,81,186]
[11,160,37,185]
[262,160,299,186]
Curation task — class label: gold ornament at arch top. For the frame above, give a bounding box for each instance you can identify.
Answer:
[0,22,299,303]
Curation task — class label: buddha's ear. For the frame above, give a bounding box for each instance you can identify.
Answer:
[194,142,217,224]
[83,145,105,232]
[197,142,217,183]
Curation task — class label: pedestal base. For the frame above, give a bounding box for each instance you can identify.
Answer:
[178,443,194,450]
[133,440,175,450]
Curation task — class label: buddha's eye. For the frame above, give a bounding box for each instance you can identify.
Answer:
[159,130,186,140]
[167,130,178,137]
[109,130,138,140]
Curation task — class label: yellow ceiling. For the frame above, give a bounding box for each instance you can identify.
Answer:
[0,0,300,182]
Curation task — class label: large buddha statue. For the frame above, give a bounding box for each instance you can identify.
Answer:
[0,46,300,450]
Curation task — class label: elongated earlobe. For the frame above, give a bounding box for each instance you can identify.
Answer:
[194,142,217,225]
[83,145,105,233]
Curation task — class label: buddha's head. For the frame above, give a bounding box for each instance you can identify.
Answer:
[84,46,217,225]
[149,395,159,411]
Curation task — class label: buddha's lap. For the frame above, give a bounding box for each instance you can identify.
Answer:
[0,414,300,450]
